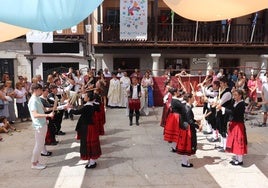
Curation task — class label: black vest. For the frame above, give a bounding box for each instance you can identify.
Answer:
[129,84,141,98]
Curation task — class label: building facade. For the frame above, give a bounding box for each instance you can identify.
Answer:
[0,0,268,83]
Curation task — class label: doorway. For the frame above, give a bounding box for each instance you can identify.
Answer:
[219,58,240,75]
[113,58,140,76]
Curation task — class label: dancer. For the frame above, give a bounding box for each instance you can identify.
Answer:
[28,83,54,170]
[127,76,141,126]
[217,89,247,166]
[177,93,202,168]
[70,91,101,169]
[212,76,232,151]
[164,88,186,152]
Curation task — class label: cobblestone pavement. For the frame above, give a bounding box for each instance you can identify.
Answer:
[0,107,268,188]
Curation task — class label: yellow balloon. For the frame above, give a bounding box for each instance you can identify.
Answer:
[0,22,29,42]
[163,0,268,21]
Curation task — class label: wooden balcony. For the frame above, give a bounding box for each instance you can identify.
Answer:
[99,22,267,45]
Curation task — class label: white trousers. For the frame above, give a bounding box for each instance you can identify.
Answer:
[31,125,48,163]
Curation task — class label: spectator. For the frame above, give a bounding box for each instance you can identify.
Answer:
[14,82,30,122]
[5,81,16,124]
[103,68,112,77]
[0,116,20,135]
[259,73,268,127]
[0,83,10,120]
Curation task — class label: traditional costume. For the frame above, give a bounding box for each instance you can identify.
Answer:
[160,91,172,127]
[71,98,101,168]
[40,97,57,145]
[224,100,247,165]
[127,83,141,125]
[164,96,186,151]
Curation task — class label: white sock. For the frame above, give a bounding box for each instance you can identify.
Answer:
[237,155,243,162]
[222,137,227,150]
[212,129,217,139]
[182,155,188,165]
[89,159,96,165]
[171,142,177,150]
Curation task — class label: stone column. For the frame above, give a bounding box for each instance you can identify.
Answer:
[260,54,268,76]
[151,53,161,76]
[206,54,216,75]
[94,54,103,72]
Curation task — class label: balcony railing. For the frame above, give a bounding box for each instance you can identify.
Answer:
[99,22,266,44]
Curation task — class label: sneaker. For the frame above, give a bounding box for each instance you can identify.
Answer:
[31,163,46,170]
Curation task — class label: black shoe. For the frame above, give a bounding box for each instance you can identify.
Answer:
[171,148,177,153]
[41,151,52,156]
[181,163,193,168]
[51,141,59,145]
[207,137,219,142]
[45,141,58,146]
[85,162,97,169]
[129,122,132,126]
[214,145,223,149]
[57,131,66,135]
[231,161,243,166]
[229,160,236,165]
[136,122,139,126]
[218,148,225,152]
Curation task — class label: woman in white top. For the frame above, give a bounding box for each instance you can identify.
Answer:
[14,82,30,122]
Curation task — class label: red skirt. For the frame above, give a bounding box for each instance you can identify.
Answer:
[160,102,171,127]
[226,121,247,155]
[45,118,56,145]
[164,113,180,142]
[176,126,194,156]
[95,106,105,136]
[129,99,140,110]
[80,123,102,160]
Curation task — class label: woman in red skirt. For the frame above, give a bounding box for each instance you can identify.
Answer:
[217,89,247,166]
[164,88,186,152]
[160,79,173,127]
[70,90,101,169]
[177,93,202,168]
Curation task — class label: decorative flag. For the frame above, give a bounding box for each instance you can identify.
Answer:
[71,26,77,33]
[56,30,63,34]
[85,24,92,33]
[171,10,174,41]
[250,12,258,42]
[26,30,53,43]
[120,0,148,40]
[226,19,232,42]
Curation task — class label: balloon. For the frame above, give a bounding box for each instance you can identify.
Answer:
[0,22,29,42]
[0,0,103,31]
[163,0,268,21]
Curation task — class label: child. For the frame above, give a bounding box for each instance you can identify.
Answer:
[0,116,20,135]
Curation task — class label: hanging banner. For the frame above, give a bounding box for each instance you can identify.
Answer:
[120,0,147,40]
[26,30,53,43]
